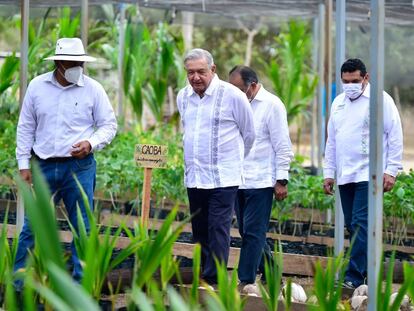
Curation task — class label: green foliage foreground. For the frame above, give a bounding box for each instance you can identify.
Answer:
[1,166,414,310]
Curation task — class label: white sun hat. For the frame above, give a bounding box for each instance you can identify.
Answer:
[44,38,96,62]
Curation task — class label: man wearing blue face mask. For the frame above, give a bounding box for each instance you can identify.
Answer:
[15,38,117,287]
[323,58,403,289]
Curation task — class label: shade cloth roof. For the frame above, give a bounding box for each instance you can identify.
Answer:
[0,1,413,26]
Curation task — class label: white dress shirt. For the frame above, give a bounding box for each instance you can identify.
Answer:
[177,74,255,189]
[16,71,117,170]
[240,86,293,189]
[323,83,403,185]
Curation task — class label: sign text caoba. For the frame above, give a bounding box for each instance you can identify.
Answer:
[135,144,168,168]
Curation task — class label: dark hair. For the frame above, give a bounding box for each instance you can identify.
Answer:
[229,65,259,87]
[341,58,367,77]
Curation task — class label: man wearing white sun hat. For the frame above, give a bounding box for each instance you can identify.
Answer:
[15,38,117,286]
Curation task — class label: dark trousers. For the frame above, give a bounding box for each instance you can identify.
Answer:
[338,181,368,287]
[14,154,96,286]
[235,188,274,284]
[187,186,238,284]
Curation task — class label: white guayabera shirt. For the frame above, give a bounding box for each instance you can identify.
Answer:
[177,74,255,189]
[239,86,294,189]
[323,83,403,185]
[16,71,117,170]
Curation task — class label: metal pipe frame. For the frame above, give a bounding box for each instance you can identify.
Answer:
[334,0,345,256]
[17,0,30,234]
[118,3,126,120]
[317,3,325,176]
[367,0,385,309]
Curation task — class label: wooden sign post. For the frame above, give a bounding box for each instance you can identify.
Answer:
[134,144,168,226]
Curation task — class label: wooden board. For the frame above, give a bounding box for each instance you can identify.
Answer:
[99,212,414,255]
[2,223,406,283]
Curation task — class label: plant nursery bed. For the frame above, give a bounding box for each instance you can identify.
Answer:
[2,223,408,288]
[4,206,414,260]
[97,213,414,256]
[3,198,414,243]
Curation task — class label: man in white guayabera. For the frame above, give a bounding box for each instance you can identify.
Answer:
[229,66,293,296]
[323,58,403,289]
[15,38,117,288]
[177,49,255,285]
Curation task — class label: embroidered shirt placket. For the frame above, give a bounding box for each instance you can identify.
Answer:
[193,95,203,186]
[211,85,225,187]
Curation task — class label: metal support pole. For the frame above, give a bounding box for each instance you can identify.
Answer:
[367,0,384,310]
[17,0,30,233]
[182,11,194,52]
[334,0,346,256]
[118,3,126,120]
[325,0,333,225]
[324,0,333,119]
[81,0,88,49]
[311,17,319,169]
[317,3,326,176]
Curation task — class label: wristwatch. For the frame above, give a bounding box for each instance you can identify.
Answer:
[277,179,289,186]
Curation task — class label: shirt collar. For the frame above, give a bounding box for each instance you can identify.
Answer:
[361,82,370,98]
[45,70,85,88]
[251,84,266,102]
[188,74,219,97]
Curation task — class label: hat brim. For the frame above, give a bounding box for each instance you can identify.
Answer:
[44,55,96,62]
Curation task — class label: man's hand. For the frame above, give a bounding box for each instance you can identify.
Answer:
[71,141,92,159]
[274,182,288,201]
[323,178,335,195]
[383,173,396,192]
[20,169,32,185]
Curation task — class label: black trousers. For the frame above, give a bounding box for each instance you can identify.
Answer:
[235,188,274,283]
[187,186,238,283]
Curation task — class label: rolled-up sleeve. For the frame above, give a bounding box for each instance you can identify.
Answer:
[87,84,117,151]
[16,85,36,170]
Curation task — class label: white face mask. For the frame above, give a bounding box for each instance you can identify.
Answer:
[342,82,364,100]
[62,66,83,84]
[245,84,254,102]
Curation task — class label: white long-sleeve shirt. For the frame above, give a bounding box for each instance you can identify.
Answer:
[323,83,403,185]
[240,86,293,189]
[16,71,117,169]
[177,74,255,189]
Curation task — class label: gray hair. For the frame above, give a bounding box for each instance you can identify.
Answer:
[184,48,214,68]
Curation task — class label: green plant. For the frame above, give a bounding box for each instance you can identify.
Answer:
[189,243,202,308]
[94,124,187,206]
[309,253,348,311]
[0,208,17,306]
[205,260,245,311]
[377,251,414,311]
[69,177,143,299]
[132,207,187,289]
[262,20,317,153]
[118,7,184,123]
[383,170,414,245]
[15,164,100,310]
[259,242,284,311]
[263,20,317,124]
[0,54,19,96]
